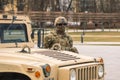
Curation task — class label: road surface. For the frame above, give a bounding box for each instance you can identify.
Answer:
[74,45,120,80]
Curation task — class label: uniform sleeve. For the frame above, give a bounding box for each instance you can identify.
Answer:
[66,35,78,53]
[67,35,73,47]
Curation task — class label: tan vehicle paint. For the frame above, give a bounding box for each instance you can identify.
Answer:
[0,14,105,80]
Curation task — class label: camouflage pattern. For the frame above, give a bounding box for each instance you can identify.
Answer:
[44,16,78,53]
[44,32,78,53]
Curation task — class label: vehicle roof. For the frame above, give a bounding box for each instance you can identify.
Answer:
[0,14,31,23]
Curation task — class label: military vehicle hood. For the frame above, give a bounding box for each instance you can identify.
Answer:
[0,48,96,67]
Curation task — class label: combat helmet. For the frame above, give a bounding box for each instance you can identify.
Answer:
[54,16,67,26]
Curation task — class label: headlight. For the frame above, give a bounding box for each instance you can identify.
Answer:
[70,69,76,80]
[42,64,51,77]
[98,65,104,78]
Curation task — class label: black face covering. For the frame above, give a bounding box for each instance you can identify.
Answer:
[56,25,65,35]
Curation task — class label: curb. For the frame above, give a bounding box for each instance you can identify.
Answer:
[73,42,120,45]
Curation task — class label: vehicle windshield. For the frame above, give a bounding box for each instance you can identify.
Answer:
[0,24,28,43]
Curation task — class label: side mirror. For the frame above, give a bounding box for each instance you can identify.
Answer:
[31,29,44,48]
[37,29,44,48]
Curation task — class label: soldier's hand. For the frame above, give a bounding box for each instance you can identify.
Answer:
[51,43,61,50]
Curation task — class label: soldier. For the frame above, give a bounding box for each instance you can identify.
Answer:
[44,16,78,53]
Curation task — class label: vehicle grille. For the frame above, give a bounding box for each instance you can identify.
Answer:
[77,65,97,80]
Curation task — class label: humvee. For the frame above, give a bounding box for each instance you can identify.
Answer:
[0,14,105,80]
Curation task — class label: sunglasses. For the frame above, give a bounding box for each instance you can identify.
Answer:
[57,23,67,26]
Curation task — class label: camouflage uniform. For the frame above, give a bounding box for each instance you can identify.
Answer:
[44,16,78,53]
